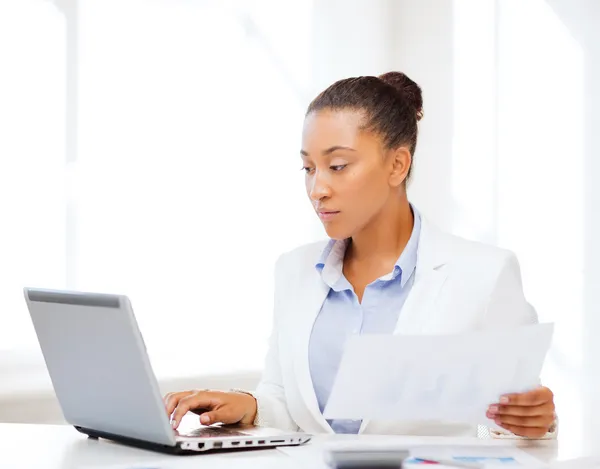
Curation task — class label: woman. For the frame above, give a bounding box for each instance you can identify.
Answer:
[165,72,556,439]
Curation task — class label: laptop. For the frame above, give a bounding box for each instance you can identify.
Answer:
[23,287,311,454]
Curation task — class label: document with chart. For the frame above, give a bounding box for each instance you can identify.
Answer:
[323,323,554,424]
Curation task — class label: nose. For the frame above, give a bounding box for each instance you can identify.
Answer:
[308,170,331,202]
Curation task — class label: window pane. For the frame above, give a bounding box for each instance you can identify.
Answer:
[0,1,66,352]
[76,0,320,376]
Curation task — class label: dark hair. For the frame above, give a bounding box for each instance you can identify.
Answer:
[306,71,423,179]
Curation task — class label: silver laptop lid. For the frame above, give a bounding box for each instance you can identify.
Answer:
[24,288,176,447]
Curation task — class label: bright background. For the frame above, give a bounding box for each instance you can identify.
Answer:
[1,0,599,456]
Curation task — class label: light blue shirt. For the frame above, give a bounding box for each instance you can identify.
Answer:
[308,209,421,434]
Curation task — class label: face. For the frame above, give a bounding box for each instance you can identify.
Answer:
[301,109,410,240]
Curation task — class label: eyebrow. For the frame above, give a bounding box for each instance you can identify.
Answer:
[300,146,357,157]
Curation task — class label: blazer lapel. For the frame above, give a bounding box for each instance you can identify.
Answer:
[391,269,449,335]
[393,217,450,334]
[290,265,334,434]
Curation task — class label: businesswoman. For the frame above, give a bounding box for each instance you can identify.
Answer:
[165,72,557,439]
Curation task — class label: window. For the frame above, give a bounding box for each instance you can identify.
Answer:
[0,0,67,352]
[0,0,323,382]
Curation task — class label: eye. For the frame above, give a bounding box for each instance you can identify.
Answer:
[330,164,347,172]
[302,166,315,174]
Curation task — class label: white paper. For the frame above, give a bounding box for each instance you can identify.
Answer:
[323,323,554,425]
[407,445,545,467]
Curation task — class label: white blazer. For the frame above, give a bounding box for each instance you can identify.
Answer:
[252,216,537,436]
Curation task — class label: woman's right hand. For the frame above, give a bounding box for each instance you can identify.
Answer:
[164,390,257,430]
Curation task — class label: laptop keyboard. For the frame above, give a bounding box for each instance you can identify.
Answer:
[179,426,247,438]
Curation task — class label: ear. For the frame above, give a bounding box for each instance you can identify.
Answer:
[388,147,412,187]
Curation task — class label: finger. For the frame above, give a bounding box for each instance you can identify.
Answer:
[488,401,554,417]
[493,413,554,429]
[499,386,553,407]
[497,423,549,439]
[199,410,227,426]
[200,405,243,426]
[164,391,193,417]
[164,392,180,415]
[171,394,217,430]
[163,392,174,405]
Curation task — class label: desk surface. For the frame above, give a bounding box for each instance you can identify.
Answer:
[1,423,562,469]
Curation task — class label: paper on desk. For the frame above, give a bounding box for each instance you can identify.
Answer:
[323,323,553,425]
[278,443,544,468]
[406,445,544,467]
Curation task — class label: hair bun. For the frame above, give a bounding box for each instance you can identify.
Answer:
[378,71,424,121]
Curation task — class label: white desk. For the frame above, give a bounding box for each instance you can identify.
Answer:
[1,423,562,469]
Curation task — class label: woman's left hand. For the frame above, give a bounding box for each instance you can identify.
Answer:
[486,386,555,438]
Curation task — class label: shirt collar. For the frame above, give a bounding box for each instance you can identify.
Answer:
[315,206,421,291]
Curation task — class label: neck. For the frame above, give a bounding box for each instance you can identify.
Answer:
[346,194,414,264]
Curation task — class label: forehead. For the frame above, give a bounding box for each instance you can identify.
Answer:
[302,109,381,152]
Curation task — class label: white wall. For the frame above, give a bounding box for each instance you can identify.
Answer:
[390,0,457,231]
[309,0,395,94]
[548,0,600,454]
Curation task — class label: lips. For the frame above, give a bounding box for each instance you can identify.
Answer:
[317,210,340,221]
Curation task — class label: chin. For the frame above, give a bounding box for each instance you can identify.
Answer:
[322,223,352,241]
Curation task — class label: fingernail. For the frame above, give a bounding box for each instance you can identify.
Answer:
[200,415,210,424]
[489,405,498,413]
[495,418,502,425]
[500,396,510,404]
[171,419,177,429]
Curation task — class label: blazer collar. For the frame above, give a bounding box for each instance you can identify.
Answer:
[415,216,452,274]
